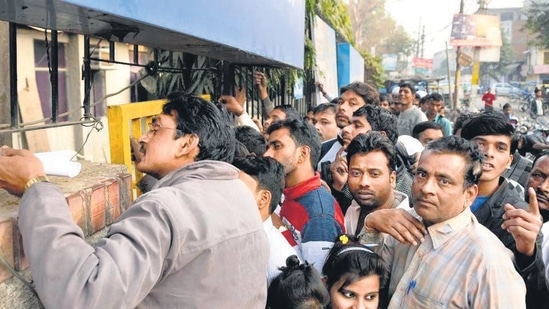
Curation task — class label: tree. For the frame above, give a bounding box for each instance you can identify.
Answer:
[346,0,415,82]
[524,1,549,48]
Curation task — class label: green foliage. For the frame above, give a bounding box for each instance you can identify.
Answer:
[317,0,356,45]
[524,1,549,48]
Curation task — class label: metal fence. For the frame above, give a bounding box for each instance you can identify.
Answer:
[1,24,316,140]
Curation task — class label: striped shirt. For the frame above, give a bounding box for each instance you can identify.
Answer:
[364,208,526,308]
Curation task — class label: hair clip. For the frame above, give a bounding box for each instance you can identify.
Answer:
[339,235,349,245]
[336,246,374,257]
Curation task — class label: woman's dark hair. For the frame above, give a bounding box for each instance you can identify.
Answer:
[322,235,386,297]
[267,255,330,309]
[162,93,235,163]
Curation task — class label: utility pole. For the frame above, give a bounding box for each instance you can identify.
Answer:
[472,0,488,95]
[416,17,422,59]
[453,0,465,110]
[421,26,425,58]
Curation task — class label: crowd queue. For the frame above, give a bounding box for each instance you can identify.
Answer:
[0,73,548,308]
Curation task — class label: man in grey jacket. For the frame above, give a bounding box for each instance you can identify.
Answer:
[0,94,270,308]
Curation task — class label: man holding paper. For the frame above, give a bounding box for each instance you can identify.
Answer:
[0,94,269,308]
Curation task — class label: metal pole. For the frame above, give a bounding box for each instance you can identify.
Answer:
[453,0,465,110]
[446,42,453,107]
[9,23,18,128]
[83,36,91,118]
[51,30,59,122]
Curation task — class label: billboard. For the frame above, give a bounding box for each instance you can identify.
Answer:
[313,16,339,103]
[412,57,433,69]
[450,14,502,47]
[382,54,398,71]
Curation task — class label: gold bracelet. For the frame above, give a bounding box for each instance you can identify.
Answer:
[24,176,50,190]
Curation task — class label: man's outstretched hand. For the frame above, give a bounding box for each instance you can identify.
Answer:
[0,146,46,196]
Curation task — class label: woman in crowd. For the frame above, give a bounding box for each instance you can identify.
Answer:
[323,235,387,309]
[266,255,330,309]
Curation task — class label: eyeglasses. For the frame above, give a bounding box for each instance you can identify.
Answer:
[146,122,179,138]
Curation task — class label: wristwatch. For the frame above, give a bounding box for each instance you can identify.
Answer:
[24,176,50,190]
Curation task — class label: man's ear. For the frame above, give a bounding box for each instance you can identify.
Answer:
[390,170,397,189]
[505,153,513,169]
[464,184,478,209]
[258,189,272,211]
[297,145,310,164]
[177,134,200,157]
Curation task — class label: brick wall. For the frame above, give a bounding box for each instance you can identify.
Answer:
[0,161,132,308]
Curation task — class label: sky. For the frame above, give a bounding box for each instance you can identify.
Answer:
[385,0,525,58]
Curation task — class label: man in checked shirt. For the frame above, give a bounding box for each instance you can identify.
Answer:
[361,136,526,308]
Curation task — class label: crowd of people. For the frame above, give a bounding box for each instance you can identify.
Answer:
[0,75,548,308]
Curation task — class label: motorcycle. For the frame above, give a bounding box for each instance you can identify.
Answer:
[519,94,549,115]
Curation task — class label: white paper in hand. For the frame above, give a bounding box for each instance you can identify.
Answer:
[35,150,81,177]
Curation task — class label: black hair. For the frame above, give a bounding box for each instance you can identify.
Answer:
[460,112,518,154]
[267,119,322,170]
[352,105,398,144]
[379,94,390,103]
[429,92,443,102]
[340,81,380,106]
[502,103,512,109]
[267,255,330,309]
[398,82,416,95]
[232,156,284,213]
[412,121,445,139]
[233,140,250,159]
[453,112,478,135]
[313,103,337,115]
[322,234,386,304]
[424,136,484,188]
[533,149,549,167]
[419,95,430,105]
[162,93,235,163]
[234,126,267,156]
[346,132,397,172]
[273,104,301,121]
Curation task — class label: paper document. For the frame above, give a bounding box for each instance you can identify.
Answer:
[35,150,81,178]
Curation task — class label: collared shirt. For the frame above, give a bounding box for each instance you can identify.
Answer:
[364,208,526,309]
[345,190,409,237]
[432,114,452,136]
[264,216,298,286]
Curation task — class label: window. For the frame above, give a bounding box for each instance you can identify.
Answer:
[544,52,549,65]
[34,39,68,122]
[129,50,150,102]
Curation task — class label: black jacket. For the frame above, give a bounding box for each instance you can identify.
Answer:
[476,177,549,308]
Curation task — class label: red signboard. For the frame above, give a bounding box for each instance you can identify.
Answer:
[412,57,433,69]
